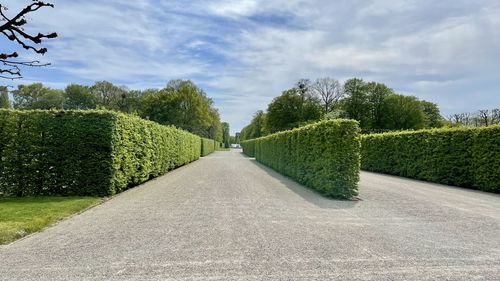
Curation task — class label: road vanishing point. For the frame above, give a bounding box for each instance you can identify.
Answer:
[1,150,499,280]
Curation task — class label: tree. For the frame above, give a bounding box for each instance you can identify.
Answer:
[140,80,222,139]
[478,110,490,127]
[311,77,343,113]
[12,83,64,109]
[491,109,500,125]
[89,81,126,110]
[206,107,223,141]
[381,94,426,130]
[266,87,322,133]
[341,78,371,128]
[167,80,213,138]
[448,108,499,127]
[240,110,269,141]
[63,84,95,109]
[0,86,11,108]
[139,88,169,122]
[222,122,230,148]
[0,1,58,79]
[365,82,394,129]
[420,100,443,128]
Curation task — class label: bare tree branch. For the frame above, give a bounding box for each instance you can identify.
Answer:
[0,1,57,79]
[311,77,343,113]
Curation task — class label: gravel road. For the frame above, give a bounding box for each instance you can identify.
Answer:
[1,150,499,280]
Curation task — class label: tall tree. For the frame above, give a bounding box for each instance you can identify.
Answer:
[0,1,57,79]
[140,80,222,139]
[206,107,223,141]
[0,86,11,108]
[381,94,426,130]
[116,89,142,114]
[63,84,95,109]
[491,109,500,125]
[266,88,322,133]
[240,110,269,141]
[139,88,169,122]
[221,122,230,148]
[311,77,343,113]
[477,110,490,127]
[365,82,394,129]
[89,81,126,110]
[420,100,443,128]
[342,78,371,128]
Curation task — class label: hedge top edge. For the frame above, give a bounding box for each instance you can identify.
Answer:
[362,124,500,138]
[241,119,360,143]
[0,108,203,139]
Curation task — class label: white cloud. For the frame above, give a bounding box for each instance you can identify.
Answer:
[2,0,499,133]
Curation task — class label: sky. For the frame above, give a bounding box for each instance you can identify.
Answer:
[1,0,500,134]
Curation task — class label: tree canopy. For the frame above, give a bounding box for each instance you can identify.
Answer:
[266,87,323,133]
[238,77,446,139]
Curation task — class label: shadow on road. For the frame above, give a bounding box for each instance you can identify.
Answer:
[246,157,359,210]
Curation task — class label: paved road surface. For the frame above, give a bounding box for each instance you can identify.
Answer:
[1,150,499,280]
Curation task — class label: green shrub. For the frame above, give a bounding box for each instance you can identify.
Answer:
[0,109,201,197]
[201,138,216,156]
[361,125,500,192]
[242,120,361,199]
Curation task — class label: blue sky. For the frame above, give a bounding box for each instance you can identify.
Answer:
[2,0,500,133]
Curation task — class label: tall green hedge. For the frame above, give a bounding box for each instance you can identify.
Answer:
[0,110,201,197]
[201,138,216,156]
[242,120,361,199]
[241,140,255,157]
[361,125,500,192]
[215,141,223,150]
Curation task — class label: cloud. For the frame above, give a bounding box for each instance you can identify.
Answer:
[2,0,499,133]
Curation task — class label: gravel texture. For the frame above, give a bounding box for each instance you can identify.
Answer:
[1,149,499,280]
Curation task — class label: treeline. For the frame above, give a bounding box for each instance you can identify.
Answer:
[240,77,444,141]
[448,109,500,127]
[0,81,231,145]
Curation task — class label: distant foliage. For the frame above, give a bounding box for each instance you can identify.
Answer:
[238,77,444,139]
[448,108,500,127]
[222,122,230,148]
[242,120,361,199]
[341,78,441,130]
[240,110,269,141]
[0,87,11,108]
[361,126,500,193]
[12,83,64,109]
[0,110,201,197]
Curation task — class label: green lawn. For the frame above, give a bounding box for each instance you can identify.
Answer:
[0,197,102,244]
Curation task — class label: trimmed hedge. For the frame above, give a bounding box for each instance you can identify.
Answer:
[215,141,223,150]
[242,120,361,199]
[0,110,201,197]
[201,138,216,156]
[361,125,500,192]
[241,140,255,157]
